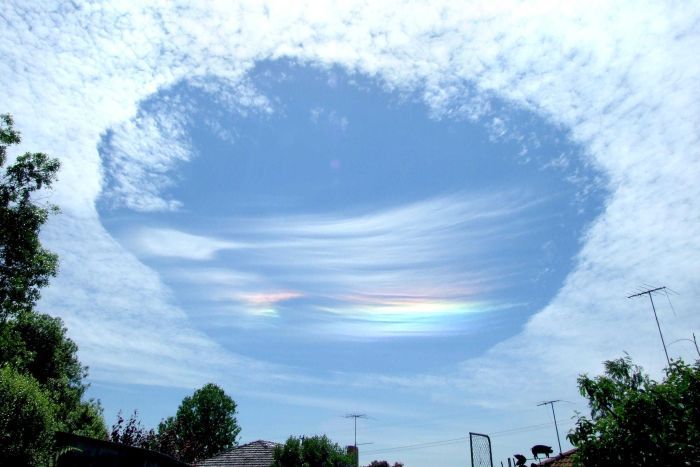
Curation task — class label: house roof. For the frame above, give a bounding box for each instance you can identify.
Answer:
[536,448,576,467]
[55,431,188,467]
[196,440,279,467]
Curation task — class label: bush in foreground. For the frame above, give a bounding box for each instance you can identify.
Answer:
[0,366,56,465]
[568,356,700,466]
[272,434,355,467]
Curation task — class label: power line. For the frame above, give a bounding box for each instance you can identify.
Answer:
[275,408,558,442]
[362,421,577,456]
[669,333,700,358]
[490,422,556,437]
[363,436,467,455]
[628,286,670,366]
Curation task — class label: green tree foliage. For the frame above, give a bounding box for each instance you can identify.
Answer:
[0,312,106,438]
[156,383,240,463]
[366,461,403,467]
[0,366,56,466]
[0,113,106,461]
[152,416,187,459]
[272,435,355,467]
[568,356,700,466]
[0,113,60,320]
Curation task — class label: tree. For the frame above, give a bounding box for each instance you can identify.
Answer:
[156,383,240,463]
[568,356,700,466]
[0,366,56,466]
[0,113,106,462]
[367,461,404,467]
[0,311,106,439]
[110,410,156,449]
[272,435,355,467]
[153,416,188,460]
[0,113,60,321]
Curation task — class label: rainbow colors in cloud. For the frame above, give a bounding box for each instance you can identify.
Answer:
[315,295,498,337]
[128,192,541,337]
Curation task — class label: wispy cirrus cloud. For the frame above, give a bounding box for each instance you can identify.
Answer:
[129,228,247,260]
[126,192,543,336]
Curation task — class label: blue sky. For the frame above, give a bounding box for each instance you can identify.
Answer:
[100,61,601,376]
[3,2,700,466]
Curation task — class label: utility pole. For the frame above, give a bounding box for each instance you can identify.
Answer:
[344,413,367,447]
[538,400,562,455]
[628,286,670,366]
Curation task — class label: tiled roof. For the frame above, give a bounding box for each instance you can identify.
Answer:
[196,440,279,467]
[537,448,576,467]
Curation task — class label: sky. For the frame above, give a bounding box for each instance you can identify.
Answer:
[2,1,700,466]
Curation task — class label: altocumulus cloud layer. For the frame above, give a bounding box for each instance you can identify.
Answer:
[2,0,700,411]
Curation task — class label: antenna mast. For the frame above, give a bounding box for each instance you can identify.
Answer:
[628,286,670,366]
[538,400,562,455]
[344,413,367,447]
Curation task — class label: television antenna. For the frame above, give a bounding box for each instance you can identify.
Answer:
[537,400,562,455]
[344,413,368,447]
[628,286,670,366]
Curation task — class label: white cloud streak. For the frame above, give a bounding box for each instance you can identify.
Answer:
[129,228,247,260]
[128,192,538,337]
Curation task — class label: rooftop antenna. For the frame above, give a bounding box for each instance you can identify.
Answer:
[628,286,670,366]
[344,413,367,447]
[537,400,562,455]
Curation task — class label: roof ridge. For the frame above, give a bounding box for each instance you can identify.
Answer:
[241,439,278,445]
[195,439,279,466]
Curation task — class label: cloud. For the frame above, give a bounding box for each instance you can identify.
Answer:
[98,98,193,212]
[238,291,303,306]
[127,192,540,336]
[99,77,273,212]
[309,106,349,131]
[3,2,700,463]
[38,213,287,389]
[129,228,246,260]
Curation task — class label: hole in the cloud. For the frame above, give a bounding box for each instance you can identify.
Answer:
[97,59,606,373]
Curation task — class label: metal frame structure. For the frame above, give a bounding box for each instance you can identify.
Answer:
[469,432,493,467]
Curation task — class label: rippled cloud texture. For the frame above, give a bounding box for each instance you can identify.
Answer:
[3,2,699,465]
